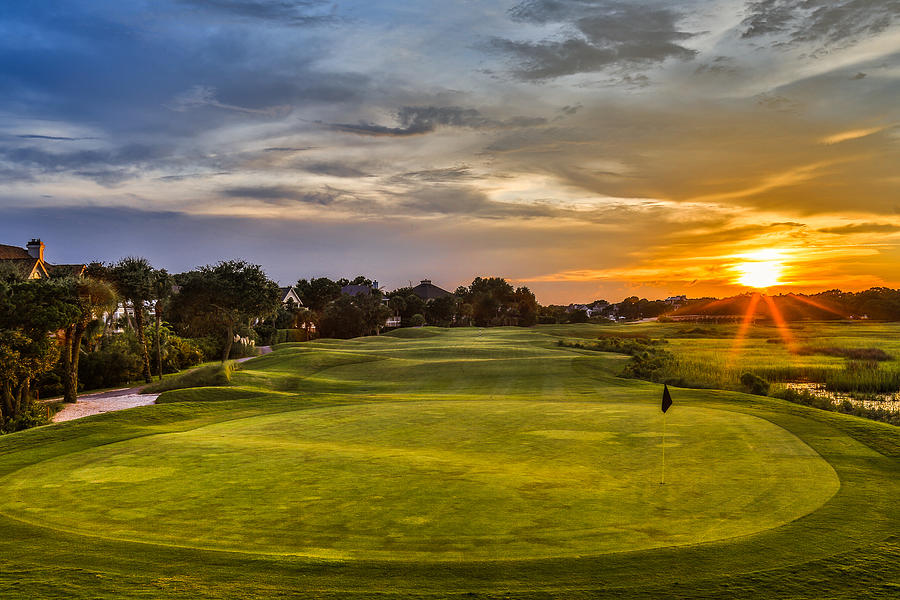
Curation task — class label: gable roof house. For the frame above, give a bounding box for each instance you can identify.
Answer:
[411,279,452,301]
[279,286,303,306]
[0,239,85,280]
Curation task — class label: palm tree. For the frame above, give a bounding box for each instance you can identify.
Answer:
[111,257,155,383]
[151,269,175,381]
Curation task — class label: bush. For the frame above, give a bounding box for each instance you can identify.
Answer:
[410,314,426,327]
[740,372,770,396]
[162,336,204,372]
[274,329,306,344]
[0,401,50,434]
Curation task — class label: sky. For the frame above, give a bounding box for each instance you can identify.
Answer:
[1,0,898,303]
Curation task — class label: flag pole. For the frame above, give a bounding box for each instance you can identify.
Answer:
[660,412,667,485]
[659,384,672,485]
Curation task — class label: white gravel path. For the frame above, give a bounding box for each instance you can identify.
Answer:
[51,346,272,423]
[52,389,160,423]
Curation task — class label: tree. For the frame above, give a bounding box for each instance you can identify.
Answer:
[173,261,280,361]
[318,295,366,339]
[59,277,117,403]
[295,277,342,313]
[111,257,156,382]
[426,294,457,326]
[0,279,80,428]
[150,269,175,381]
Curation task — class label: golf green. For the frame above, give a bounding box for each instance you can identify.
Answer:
[0,400,838,560]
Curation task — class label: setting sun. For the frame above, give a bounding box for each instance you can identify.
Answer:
[734,250,785,288]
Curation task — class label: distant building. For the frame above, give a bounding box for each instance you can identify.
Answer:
[411,279,452,301]
[341,280,380,297]
[666,295,688,306]
[279,286,303,306]
[0,239,85,279]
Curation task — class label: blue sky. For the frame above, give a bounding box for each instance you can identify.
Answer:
[1,1,898,302]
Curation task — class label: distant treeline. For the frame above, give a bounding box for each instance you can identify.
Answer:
[667,288,900,321]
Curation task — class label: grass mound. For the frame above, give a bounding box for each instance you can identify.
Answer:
[381,327,445,339]
[141,362,234,393]
[155,386,284,404]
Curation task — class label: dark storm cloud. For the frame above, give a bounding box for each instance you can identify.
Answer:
[742,0,900,44]
[176,0,337,25]
[492,1,697,80]
[332,106,546,137]
[818,223,900,235]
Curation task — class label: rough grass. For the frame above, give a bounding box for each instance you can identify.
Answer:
[0,325,897,599]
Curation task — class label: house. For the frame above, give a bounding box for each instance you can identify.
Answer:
[666,295,687,307]
[0,239,85,280]
[279,286,303,307]
[411,279,452,301]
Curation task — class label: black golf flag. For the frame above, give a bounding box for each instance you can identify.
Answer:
[661,385,673,413]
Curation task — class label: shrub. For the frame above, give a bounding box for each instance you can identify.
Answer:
[274,329,306,344]
[411,314,426,327]
[740,372,770,396]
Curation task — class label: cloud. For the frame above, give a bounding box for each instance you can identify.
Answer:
[741,0,899,45]
[492,1,697,80]
[166,85,291,117]
[820,125,891,144]
[16,134,93,141]
[818,222,900,235]
[332,106,546,137]
[176,0,337,25]
[0,143,168,185]
[301,162,370,178]
[220,185,340,205]
[395,166,477,183]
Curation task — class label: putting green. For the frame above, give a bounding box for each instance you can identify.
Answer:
[0,400,838,560]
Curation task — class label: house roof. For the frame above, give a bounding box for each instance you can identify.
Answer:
[411,279,452,300]
[279,286,303,305]
[0,242,85,279]
[341,284,373,297]
[47,263,87,277]
[0,258,41,279]
[0,244,32,260]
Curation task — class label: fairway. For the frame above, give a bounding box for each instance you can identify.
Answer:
[0,325,898,599]
[0,401,838,560]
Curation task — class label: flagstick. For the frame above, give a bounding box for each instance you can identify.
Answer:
[660,412,667,485]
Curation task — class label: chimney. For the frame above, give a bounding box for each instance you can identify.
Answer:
[26,239,44,261]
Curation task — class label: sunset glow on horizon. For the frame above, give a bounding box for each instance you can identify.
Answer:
[0,2,897,303]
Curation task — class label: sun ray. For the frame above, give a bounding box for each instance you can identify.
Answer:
[786,294,847,318]
[728,292,761,366]
[761,294,796,353]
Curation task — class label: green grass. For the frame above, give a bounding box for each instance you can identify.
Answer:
[0,325,898,598]
[141,361,235,394]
